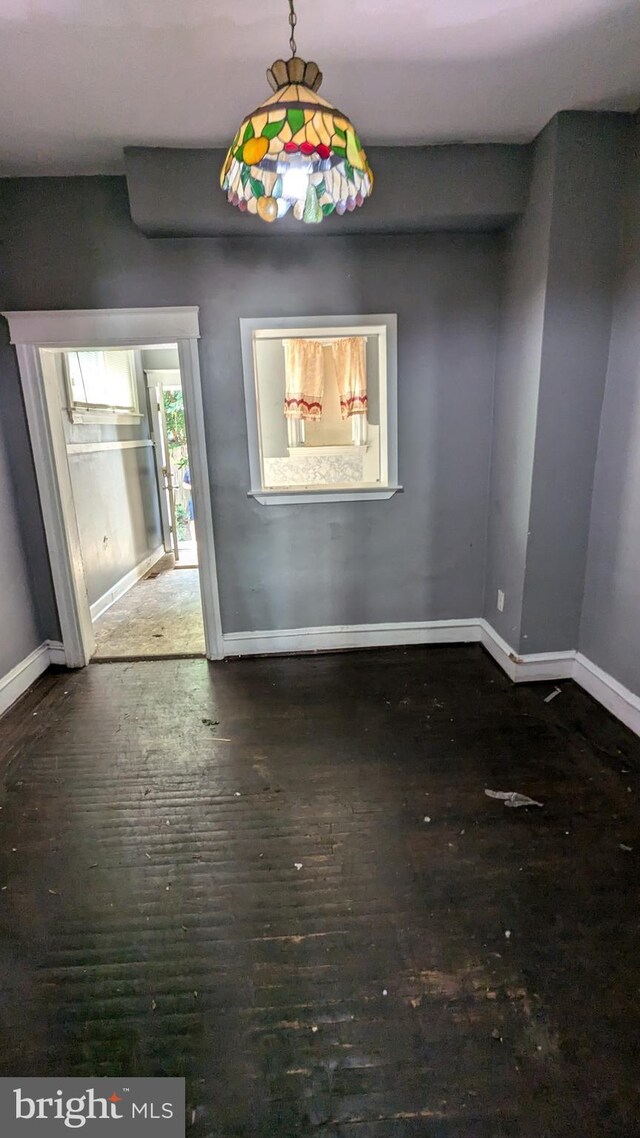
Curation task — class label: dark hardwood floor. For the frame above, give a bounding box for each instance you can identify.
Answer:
[0,646,638,1137]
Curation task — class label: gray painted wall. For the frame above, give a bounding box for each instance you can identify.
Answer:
[0,330,59,670]
[0,176,501,635]
[485,112,629,655]
[198,234,500,632]
[580,120,640,696]
[483,121,557,646]
[0,346,43,674]
[1,110,635,689]
[520,114,629,653]
[68,445,162,606]
[126,144,531,237]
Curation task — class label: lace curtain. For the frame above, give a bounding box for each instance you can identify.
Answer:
[283,336,368,422]
[282,339,325,420]
[331,336,368,419]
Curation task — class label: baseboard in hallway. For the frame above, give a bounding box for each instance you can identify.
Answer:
[89,545,166,621]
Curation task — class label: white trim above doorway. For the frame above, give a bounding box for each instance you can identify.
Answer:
[4,307,200,347]
[2,306,223,665]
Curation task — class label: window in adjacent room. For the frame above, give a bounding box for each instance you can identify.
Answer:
[63,349,142,423]
[240,315,399,503]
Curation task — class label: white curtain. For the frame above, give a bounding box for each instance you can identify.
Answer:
[283,339,325,420]
[331,336,368,419]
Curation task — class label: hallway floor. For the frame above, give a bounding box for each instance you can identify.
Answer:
[93,564,205,658]
[0,646,639,1135]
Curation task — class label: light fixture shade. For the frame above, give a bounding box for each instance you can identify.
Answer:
[220,57,373,224]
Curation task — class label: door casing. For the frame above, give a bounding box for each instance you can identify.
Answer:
[145,379,174,556]
[2,306,224,664]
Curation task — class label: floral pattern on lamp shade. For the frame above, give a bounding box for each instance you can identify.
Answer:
[220,79,373,224]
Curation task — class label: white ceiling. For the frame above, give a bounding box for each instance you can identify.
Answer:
[0,0,639,174]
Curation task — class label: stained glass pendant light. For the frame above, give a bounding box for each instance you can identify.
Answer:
[220,0,373,224]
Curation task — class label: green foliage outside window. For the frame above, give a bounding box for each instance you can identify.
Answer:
[163,389,186,449]
[175,502,191,541]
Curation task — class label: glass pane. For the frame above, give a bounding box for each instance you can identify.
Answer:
[252,329,384,491]
[66,350,137,411]
[103,351,136,409]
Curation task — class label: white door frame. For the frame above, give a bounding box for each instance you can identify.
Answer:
[145,379,174,555]
[2,307,224,665]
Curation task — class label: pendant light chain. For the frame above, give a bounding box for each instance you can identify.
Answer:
[288,0,298,57]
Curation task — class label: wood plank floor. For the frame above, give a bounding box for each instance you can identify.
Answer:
[0,646,638,1136]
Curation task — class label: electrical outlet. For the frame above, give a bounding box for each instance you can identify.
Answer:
[497,589,505,613]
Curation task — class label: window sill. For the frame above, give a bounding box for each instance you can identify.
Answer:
[248,485,403,505]
[67,408,143,425]
[287,443,368,458]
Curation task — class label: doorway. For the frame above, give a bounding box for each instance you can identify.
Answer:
[144,352,199,569]
[86,345,205,659]
[3,307,223,667]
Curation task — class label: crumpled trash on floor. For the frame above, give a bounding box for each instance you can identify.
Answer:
[544,687,561,703]
[485,789,544,808]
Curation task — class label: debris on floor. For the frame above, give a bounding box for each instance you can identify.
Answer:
[3,647,640,1130]
[485,789,544,808]
[619,843,633,852]
[544,686,562,703]
[201,718,219,728]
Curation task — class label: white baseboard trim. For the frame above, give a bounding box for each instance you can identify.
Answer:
[3,623,637,739]
[479,620,576,683]
[47,639,67,666]
[0,642,52,718]
[222,618,482,658]
[89,545,165,622]
[223,617,639,737]
[573,653,640,738]
[480,621,640,737]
